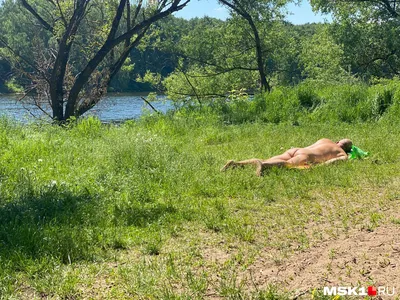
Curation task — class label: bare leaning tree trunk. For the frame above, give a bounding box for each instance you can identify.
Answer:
[18,0,190,122]
[246,16,270,93]
[48,1,88,121]
[219,0,271,93]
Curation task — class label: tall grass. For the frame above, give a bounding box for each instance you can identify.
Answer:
[203,80,400,125]
[0,82,399,298]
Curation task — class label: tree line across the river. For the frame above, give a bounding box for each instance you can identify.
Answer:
[0,0,399,120]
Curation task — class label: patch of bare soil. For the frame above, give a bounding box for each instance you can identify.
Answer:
[244,224,400,298]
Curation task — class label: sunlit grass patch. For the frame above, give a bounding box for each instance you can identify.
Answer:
[0,110,399,298]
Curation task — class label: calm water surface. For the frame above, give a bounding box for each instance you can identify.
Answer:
[0,94,172,123]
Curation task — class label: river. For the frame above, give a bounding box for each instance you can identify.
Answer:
[0,94,173,123]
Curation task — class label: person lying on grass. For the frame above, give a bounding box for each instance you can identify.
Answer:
[221,138,353,176]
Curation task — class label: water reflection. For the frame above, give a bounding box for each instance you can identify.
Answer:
[0,94,172,123]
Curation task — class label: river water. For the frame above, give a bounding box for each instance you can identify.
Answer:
[0,94,172,123]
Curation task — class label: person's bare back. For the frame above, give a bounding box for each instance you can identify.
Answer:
[292,138,349,164]
[221,138,353,176]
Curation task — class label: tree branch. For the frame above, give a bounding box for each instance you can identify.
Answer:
[109,27,150,81]
[55,0,68,27]
[132,0,143,24]
[107,0,128,41]
[66,0,190,119]
[219,0,270,92]
[380,0,399,17]
[76,26,151,117]
[360,49,397,67]
[176,52,258,72]
[0,36,46,78]
[20,0,54,32]
[176,66,202,105]
[141,96,160,114]
[114,0,189,45]
[170,91,227,98]
[125,0,131,48]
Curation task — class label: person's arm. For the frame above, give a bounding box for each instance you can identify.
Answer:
[323,155,348,165]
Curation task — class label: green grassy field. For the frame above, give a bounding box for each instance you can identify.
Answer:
[0,84,400,299]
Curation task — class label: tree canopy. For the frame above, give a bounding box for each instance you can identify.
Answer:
[1,0,400,119]
[1,0,189,121]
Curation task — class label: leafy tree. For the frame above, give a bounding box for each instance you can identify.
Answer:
[330,18,400,80]
[300,25,352,83]
[160,2,302,102]
[0,0,51,91]
[264,21,302,86]
[310,0,400,20]
[0,0,189,121]
[310,0,400,80]
[160,17,260,102]
[110,15,192,92]
[218,0,292,92]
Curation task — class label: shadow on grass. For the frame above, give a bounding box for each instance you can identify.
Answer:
[0,185,176,265]
[0,187,105,264]
[114,203,177,227]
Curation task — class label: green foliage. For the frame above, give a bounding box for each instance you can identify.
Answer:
[175,81,400,125]
[208,87,301,125]
[70,116,103,137]
[0,54,11,92]
[0,87,400,297]
[161,16,262,100]
[311,0,400,80]
[162,3,302,98]
[164,67,259,103]
[303,82,400,123]
[297,84,321,111]
[300,26,353,83]
[4,78,23,93]
[1,1,399,97]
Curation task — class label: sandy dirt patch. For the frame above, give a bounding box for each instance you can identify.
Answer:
[244,224,400,298]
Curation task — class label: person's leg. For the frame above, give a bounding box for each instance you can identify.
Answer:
[221,149,306,175]
[258,153,310,175]
[251,149,297,175]
[220,159,263,172]
[221,158,292,176]
[220,160,236,171]
[257,159,290,176]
